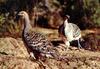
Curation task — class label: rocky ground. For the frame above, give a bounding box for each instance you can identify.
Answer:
[0,27,99,69]
[0,36,100,69]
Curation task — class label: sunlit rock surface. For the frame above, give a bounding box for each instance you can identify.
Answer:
[0,37,100,69]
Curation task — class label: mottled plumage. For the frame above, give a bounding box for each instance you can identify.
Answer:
[23,31,59,58]
[68,23,81,40]
[59,15,82,49]
[18,11,60,60]
[59,23,81,39]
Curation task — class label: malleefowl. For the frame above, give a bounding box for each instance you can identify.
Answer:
[58,15,82,49]
[18,11,60,60]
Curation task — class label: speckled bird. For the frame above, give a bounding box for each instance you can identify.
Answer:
[58,15,82,49]
[18,11,60,60]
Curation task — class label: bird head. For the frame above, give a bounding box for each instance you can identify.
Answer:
[18,11,29,19]
[64,15,70,20]
[65,15,70,19]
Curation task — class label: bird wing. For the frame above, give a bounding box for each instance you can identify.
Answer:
[69,23,81,38]
[24,31,58,55]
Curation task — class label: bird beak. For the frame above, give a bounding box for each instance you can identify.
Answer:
[14,13,21,21]
[18,13,22,16]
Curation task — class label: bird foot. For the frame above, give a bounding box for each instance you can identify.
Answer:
[29,52,36,61]
[78,45,83,49]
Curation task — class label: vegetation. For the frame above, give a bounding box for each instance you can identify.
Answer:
[0,0,99,44]
[0,14,22,38]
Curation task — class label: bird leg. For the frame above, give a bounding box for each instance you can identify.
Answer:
[29,52,36,60]
[77,39,82,49]
[62,37,70,50]
[25,45,36,60]
[64,41,70,50]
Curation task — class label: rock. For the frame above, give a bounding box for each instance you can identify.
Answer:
[83,33,100,51]
[0,55,43,69]
[0,37,29,58]
[0,37,100,69]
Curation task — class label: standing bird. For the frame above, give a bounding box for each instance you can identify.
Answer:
[58,15,82,49]
[18,11,60,60]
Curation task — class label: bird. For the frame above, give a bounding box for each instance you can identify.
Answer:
[58,15,82,49]
[17,11,61,60]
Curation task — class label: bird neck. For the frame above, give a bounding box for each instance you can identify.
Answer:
[64,19,69,28]
[23,16,32,34]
